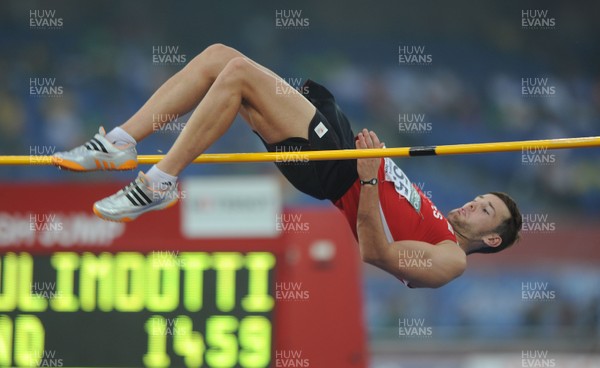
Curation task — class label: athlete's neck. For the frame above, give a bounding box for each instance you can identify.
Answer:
[454,229,475,254]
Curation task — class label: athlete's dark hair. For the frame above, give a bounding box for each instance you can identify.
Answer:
[472,192,522,254]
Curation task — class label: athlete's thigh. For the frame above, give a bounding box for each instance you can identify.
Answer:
[237,58,316,144]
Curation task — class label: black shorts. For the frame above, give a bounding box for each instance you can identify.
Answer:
[256,80,358,202]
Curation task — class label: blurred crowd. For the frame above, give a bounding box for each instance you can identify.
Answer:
[365,265,600,346]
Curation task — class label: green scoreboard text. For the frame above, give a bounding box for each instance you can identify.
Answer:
[0,251,276,367]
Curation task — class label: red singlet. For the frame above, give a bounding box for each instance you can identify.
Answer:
[334,158,457,245]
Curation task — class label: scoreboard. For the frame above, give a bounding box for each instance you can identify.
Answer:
[0,181,367,367]
[0,251,276,367]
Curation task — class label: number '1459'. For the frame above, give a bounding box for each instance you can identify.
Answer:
[144,315,271,368]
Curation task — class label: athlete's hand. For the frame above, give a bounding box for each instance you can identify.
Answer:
[355,129,384,180]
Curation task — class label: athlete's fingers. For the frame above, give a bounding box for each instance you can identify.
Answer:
[369,131,381,147]
[355,132,367,149]
[362,128,374,148]
[364,131,371,145]
[357,129,384,149]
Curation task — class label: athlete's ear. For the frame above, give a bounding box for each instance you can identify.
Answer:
[482,233,502,248]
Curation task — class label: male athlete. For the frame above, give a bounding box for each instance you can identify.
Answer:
[53,44,522,288]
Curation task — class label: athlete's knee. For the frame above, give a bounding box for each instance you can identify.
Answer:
[186,44,241,78]
[202,43,239,60]
[218,57,254,86]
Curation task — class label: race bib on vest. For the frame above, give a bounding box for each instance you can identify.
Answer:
[383,158,421,213]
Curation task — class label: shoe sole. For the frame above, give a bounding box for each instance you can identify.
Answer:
[93,198,179,222]
[53,157,138,172]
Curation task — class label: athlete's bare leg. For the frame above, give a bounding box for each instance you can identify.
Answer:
[155,53,316,176]
[119,44,248,141]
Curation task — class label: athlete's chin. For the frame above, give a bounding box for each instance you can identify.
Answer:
[447,211,465,230]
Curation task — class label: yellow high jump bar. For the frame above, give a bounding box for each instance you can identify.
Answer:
[1,136,599,166]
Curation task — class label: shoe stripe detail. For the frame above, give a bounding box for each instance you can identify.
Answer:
[88,140,100,151]
[134,185,153,205]
[129,189,147,206]
[126,193,140,206]
[92,137,108,153]
[85,143,93,151]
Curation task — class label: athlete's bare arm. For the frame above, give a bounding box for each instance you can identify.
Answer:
[355,129,466,288]
[365,239,466,288]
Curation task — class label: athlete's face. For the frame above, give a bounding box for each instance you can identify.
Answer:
[447,194,511,243]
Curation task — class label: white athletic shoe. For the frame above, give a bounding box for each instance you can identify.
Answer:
[93,171,179,222]
[52,127,138,171]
